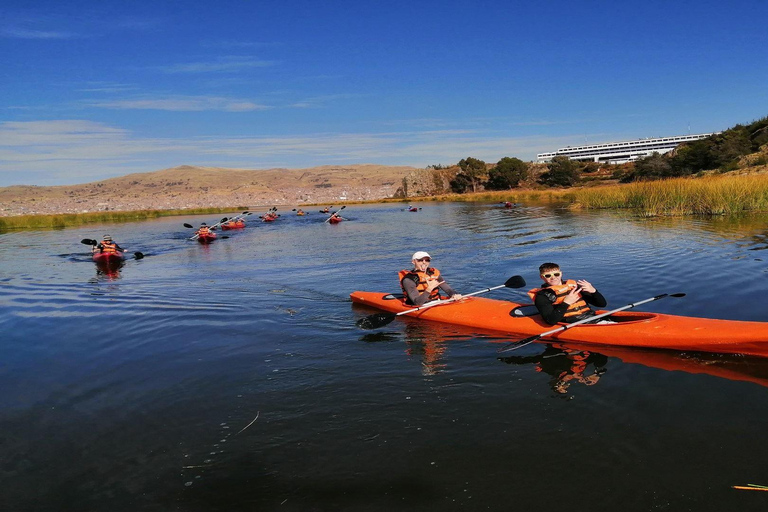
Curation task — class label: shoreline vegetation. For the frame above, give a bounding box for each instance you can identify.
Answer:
[5,173,768,231]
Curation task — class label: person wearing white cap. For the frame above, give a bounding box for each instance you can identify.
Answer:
[398,251,462,306]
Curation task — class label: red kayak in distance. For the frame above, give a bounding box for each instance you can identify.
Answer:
[328,216,343,224]
[408,207,418,212]
[262,215,278,222]
[92,251,125,263]
[197,233,217,244]
[220,220,245,230]
[504,202,513,208]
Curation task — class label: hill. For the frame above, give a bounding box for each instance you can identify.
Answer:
[0,164,417,216]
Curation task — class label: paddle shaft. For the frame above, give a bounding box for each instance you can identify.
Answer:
[325,205,345,223]
[390,282,513,318]
[499,293,676,353]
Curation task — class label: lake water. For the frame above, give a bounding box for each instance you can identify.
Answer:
[2,202,768,512]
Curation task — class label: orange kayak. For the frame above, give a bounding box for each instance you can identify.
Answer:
[349,292,768,357]
[220,220,245,230]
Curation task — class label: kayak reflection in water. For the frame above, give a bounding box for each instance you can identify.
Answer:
[500,345,608,396]
[528,262,610,325]
[404,323,448,376]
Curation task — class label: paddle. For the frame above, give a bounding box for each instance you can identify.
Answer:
[324,205,346,223]
[357,275,527,330]
[81,239,143,259]
[497,292,687,353]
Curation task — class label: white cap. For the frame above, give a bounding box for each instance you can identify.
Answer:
[412,251,431,260]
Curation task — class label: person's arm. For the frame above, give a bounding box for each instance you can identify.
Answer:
[437,280,458,298]
[534,289,569,325]
[402,277,438,306]
[581,290,606,308]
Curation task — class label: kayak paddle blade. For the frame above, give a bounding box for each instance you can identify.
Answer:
[134,252,144,260]
[183,223,194,228]
[80,238,97,246]
[357,313,396,330]
[670,293,686,298]
[504,275,526,289]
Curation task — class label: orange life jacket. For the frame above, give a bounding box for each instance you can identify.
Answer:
[198,226,211,236]
[399,267,442,303]
[100,241,117,253]
[527,279,592,320]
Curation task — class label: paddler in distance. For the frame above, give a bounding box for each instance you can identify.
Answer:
[528,262,609,325]
[400,251,462,306]
[93,234,124,254]
[196,223,212,237]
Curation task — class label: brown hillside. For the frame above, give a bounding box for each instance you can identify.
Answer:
[0,164,417,216]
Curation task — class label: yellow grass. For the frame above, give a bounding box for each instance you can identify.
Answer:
[571,174,768,216]
[0,206,249,231]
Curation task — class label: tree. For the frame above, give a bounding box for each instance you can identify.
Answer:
[629,152,673,181]
[539,156,580,187]
[457,157,488,193]
[486,157,529,190]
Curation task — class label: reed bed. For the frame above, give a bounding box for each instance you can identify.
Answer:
[571,174,768,216]
[0,206,249,231]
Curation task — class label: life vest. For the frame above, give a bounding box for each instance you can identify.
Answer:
[198,226,211,236]
[527,279,592,321]
[399,267,442,303]
[100,241,117,253]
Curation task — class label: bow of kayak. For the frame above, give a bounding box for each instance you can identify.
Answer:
[92,251,125,263]
[350,291,768,358]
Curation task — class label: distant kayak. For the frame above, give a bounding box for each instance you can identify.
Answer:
[408,207,418,212]
[92,251,125,263]
[328,216,343,224]
[504,202,513,208]
[197,233,217,244]
[220,220,245,230]
[350,291,768,358]
[262,215,277,222]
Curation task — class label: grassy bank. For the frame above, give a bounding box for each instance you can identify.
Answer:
[0,206,249,231]
[571,174,768,216]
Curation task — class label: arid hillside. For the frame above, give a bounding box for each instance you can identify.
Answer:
[0,164,417,216]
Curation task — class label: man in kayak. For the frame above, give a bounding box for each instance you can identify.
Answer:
[196,223,212,237]
[528,262,608,325]
[92,234,124,254]
[399,251,463,306]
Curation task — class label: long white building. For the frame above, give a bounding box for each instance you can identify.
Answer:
[536,133,717,164]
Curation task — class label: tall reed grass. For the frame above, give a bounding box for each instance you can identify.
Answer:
[0,206,249,231]
[571,174,768,216]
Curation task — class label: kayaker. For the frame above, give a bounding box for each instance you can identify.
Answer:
[93,234,124,254]
[528,262,608,325]
[196,223,212,237]
[399,251,463,306]
[297,209,305,215]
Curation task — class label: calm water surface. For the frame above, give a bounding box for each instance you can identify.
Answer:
[2,202,768,511]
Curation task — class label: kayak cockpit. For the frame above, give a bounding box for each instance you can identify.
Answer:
[510,305,658,325]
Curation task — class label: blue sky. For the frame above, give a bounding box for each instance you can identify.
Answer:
[1,0,767,186]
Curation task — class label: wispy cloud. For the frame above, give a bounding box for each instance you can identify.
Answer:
[86,96,272,112]
[0,27,77,39]
[0,119,581,186]
[161,56,275,74]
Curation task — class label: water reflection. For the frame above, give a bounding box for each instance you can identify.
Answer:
[500,345,609,396]
[93,259,123,281]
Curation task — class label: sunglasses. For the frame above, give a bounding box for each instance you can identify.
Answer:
[417,258,431,262]
[541,272,561,278]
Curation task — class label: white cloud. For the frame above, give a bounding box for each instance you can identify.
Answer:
[1,27,77,39]
[86,96,272,112]
[161,56,275,73]
[0,119,576,186]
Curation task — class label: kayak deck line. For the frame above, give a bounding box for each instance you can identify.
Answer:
[350,291,768,358]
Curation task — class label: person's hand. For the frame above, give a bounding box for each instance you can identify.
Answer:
[451,293,463,301]
[563,286,582,305]
[425,278,443,293]
[576,280,596,293]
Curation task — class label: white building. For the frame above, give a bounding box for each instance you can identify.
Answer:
[537,133,717,164]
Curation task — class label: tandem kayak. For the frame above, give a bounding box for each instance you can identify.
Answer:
[220,220,245,230]
[349,291,768,358]
[92,251,125,263]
